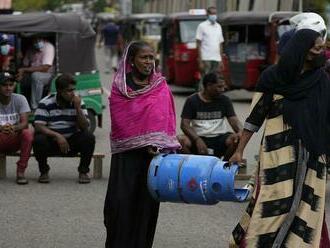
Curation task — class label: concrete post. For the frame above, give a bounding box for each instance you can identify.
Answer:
[216,0,227,13]
[120,0,132,15]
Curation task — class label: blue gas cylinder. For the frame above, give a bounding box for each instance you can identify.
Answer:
[147,153,249,204]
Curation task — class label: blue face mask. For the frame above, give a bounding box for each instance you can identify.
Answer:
[208,15,217,23]
[34,41,44,50]
[0,44,10,56]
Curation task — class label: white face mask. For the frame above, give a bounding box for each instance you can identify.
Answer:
[34,41,44,50]
[0,44,10,55]
[208,15,217,23]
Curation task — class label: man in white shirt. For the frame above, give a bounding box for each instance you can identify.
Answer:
[196,6,224,77]
[17,36,55,110]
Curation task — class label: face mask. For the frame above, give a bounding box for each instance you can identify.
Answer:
[34,41,44,50]
[308,52,327,69]
[208,15,217,23]
[0,44,10,56]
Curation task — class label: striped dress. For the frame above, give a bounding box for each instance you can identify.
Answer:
[229,92,329,248]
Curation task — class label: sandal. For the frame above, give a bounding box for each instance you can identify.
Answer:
[16,176,28,185]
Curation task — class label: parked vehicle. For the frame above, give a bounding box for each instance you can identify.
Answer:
[0,12,103,132]
[161,11,206,87]
[118,13,165,62]
[219,11,298,89]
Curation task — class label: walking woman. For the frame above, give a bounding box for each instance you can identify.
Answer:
[229,28,330,247]
[104,41,180,248]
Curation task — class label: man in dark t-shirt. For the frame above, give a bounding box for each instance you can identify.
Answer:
[178,72,243,160]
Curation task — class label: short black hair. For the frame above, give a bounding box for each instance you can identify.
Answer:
[207,6,217,14]
[55,73,76,91]
[202,72,224,88]
[127,41,153,64]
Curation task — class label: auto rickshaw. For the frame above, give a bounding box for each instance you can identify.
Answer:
[0,12,103,132]
[160,12,206,87]
[219,11,298,90]
[118,13,165,61]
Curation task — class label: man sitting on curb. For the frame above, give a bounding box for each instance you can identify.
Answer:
[0,72,33,184]
[33,74,95,184]
[178,72,243,160]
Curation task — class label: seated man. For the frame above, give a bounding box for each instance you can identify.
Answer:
[178,72,242,160]
[17,36,55,110]
[0,72,33,184]
[33,74,95,184]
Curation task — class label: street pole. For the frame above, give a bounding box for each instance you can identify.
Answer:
[299,0,302,11]
[120,0,132,15]
[292,0,300,11]
[217,0,226,13]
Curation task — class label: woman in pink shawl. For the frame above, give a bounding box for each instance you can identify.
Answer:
[104,41,180,248]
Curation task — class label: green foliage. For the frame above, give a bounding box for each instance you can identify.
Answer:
[303,0,327,13]
[45,0,63,11]
[92,0,107,13]
[13,0,47,11]
[13,0,90,11]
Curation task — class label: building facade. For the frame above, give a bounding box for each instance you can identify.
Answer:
[140,0,300,14]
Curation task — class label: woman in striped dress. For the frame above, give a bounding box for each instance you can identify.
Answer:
[228,29,330,247]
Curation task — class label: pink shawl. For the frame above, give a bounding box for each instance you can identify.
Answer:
[109,43,181,154]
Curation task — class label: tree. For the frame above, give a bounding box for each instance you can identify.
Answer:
[303,0,327,13]
[92,0,107,13]
[45,0,63,11]
[13,0,87,12]
[13,0,47,11]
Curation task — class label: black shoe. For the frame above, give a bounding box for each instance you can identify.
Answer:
[38,172,50,183]
[78,173,91,184]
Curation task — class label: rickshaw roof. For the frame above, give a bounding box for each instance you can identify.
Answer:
[166,12,207,20]
[219,11,299,25]
[0,12,95,37]
[124,13,165,22]
[96,12,118,21]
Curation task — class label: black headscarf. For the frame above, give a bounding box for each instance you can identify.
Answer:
[256,29,330,156]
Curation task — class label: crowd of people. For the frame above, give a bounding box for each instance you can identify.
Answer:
[0,71,95,184]
[0,6,329,248]
[0,30,98,184]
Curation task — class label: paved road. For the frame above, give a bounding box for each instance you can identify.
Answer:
[0,47,329,248]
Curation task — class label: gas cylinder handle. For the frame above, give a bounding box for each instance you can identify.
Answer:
[223,161,230,169]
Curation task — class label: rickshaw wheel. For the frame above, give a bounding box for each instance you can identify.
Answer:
[87,109,97,133]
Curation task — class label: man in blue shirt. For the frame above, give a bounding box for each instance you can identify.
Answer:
[99,21,119,73]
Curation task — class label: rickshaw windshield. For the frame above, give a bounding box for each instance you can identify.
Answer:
[179,20,202,43]
[143,22,161,36]
[225,24,267,62]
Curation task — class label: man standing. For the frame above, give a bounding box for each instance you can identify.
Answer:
[178,72,242,160]
[196,6,224,77]
[33,74,95,184]
[0,72,33,184]
[17,36,55,110]
[99,21,119,73]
